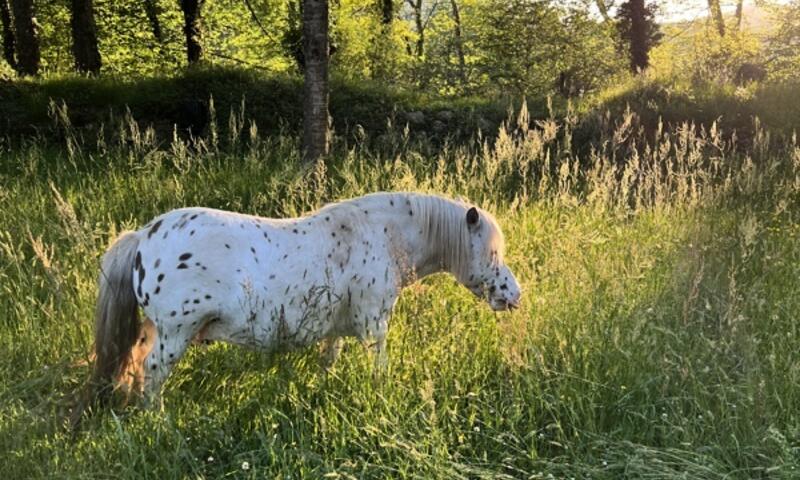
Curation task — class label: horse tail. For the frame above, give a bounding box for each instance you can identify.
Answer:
[73,231,141,428]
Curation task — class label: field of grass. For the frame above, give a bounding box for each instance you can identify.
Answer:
[1,104,799,478]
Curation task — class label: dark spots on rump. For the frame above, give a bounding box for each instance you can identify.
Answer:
[170,311,176,317]
[154,286,161,294]
[331,232,336,237]
[293,229,298,234]
[190,230,195,236]
[147,220,163,239]
[500,284,508,290]
[205,294,212,299]
[409,210,413,216]
[250,246,256,254]
[179,252,193,261]
[135,252,142,270]
[154,259,161,269]
[193,299,200,304]
[190,214,198,220]
[225,243,231,249]
[177,263,189,269]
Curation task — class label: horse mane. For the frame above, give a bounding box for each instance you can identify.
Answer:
[316,192,505,279]
[408,193,505,279]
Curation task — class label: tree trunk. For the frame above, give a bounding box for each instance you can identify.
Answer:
[0,0,17,71]
[449,0,466,85]
[10,0,39,76]
[70,0,101,74]
[629,0,648,73]
[179,0,204,64]
[595,0,611,22]
[734,0,743,31]
[407,0,424,57]
[302,0,329,163]
[708,0,725,36]
[144,0,163,42]
[380,0,392,25]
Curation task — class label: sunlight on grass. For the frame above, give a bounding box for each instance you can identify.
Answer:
[0,105,798,478]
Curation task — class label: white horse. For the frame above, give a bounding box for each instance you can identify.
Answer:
[88,192,521,407]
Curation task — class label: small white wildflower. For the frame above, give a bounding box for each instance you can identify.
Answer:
[473,426,480,432]
[602,460,608,467]
[207,456,214,463]
[661,413,668,420]
[241,461,250,471]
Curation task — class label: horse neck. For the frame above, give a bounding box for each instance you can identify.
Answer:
[380,195,466,283]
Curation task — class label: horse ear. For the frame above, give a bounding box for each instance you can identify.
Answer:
[466,207,480,227]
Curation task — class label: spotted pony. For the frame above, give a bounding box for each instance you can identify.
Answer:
[86,192,522,408]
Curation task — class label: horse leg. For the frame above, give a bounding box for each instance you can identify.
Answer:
[372,334,388,373]
[356,301,393,376]
[319,337,344,371]
[126,317,157,401]
[366,313,390,377]
[142,318,195,410]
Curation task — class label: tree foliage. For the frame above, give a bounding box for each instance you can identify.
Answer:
[615,0,662,73]
[0,0,795,92]
[767,0,800,80]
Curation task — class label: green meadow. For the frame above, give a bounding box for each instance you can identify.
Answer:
[1,97,798,478]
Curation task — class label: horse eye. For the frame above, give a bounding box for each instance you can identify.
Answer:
[489,285,496,294]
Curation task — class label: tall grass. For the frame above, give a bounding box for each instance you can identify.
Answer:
[0,102,798,479]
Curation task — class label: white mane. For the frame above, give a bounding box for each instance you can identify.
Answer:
[314,192,505,280]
